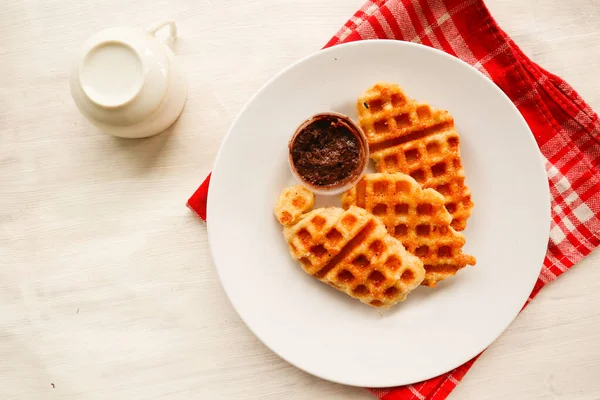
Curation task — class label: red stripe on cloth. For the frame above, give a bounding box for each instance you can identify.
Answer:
[380,4,405,39]
[419,0,454,54]
[370,7,398,39]
[411,0,442,48]
[187,1,600,399]
[427,0,482,67]
[386,0,419,41]
[325,1,387,46]
[368,13,389,39]
[403,0,433,46]
[186,172,211,221]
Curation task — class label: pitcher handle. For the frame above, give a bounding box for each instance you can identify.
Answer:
[149,20,177,47]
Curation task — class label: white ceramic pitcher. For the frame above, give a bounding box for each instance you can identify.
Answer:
[70,21,187,138]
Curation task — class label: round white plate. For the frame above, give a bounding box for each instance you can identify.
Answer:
[207,40,550,387]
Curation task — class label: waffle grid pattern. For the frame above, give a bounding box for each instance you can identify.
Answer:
[358,82,473,230]
[343,173,475,286]
[283,206,425,307]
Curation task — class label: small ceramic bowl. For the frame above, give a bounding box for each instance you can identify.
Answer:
[288,111,369,196]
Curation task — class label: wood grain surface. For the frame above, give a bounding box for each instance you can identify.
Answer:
[1,0,599,399]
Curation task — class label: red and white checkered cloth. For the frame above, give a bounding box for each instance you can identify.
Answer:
[187,0,600,398]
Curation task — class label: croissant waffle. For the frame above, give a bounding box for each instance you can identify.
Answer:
[276,187,425,308]
[357,82,473,231]
[342,173,476,287]
[274,185,315,226]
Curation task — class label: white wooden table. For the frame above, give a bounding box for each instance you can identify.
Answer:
[2,1,600,399]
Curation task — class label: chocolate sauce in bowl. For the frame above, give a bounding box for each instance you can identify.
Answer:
[289,113,368,193]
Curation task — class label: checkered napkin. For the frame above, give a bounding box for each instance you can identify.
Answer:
[187,0,600,398]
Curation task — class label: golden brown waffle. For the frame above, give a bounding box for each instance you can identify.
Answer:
[274,185,315,226]
[277,198,425,308]
[342,173,476,287]
[357,82,473,231]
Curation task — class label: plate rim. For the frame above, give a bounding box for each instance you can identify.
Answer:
[207,39,551,387]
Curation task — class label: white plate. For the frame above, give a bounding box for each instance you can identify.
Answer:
[207,40,550,387]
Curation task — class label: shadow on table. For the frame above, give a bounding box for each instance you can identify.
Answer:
[107,117,182,173]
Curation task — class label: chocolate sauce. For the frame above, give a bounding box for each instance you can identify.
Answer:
[290,114,366,188]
